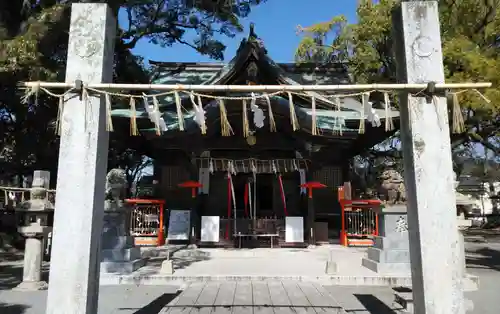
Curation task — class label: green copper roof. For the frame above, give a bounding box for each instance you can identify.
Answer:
[111,33,400,135]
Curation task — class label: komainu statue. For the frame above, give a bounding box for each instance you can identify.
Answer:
[377,169,406,204]
[104,168,127,206]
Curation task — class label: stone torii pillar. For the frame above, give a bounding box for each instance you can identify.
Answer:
[46,3,115,314]
[392,1,464,313]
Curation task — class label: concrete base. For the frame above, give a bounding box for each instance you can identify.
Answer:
[394,290,474,313]
[13,280,48,291]
[361,257,411,274]
[100,259,146,274]
[187,244,198,250]
[102,247,141,261]
[160,260,174,275]
[307,244,316,249]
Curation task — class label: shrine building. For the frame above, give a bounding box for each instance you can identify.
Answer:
[110,28,400,247]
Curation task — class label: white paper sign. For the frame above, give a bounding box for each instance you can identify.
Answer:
[167,210,191,240]
[285,216,304,243]
[201,216,220,242]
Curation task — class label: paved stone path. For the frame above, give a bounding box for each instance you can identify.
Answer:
[159,282,347,313]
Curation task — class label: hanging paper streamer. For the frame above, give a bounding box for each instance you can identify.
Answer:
[173,91,185,131]
[278,174,288,216]
[384,92,395,131]
[359,92,369,134]
[242,99,250,137]
[287,92,300,131]
[334,96,343,136]
[311,95,319,135]
[209,158,214,173]
[264,93,277,132]
[129,97,139,136]
[250,93,265,128]
[218,99,233,136]
[189,93,207,134]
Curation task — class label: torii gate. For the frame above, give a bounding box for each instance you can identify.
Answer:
[41,2,480,313]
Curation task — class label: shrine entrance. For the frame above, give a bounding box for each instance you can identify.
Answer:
[233,173,277,217]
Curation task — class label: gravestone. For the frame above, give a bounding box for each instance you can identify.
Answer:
[100,169,145,274]
[362,205,411,274]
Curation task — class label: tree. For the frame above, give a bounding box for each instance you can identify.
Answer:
[296,0,500,159]
[0,0,265,184]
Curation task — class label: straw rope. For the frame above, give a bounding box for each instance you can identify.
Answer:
[20,83,490,137]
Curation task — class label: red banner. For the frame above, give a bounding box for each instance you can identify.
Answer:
[278,175,288,216]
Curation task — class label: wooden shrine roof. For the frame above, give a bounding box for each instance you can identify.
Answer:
[110,27,400,158]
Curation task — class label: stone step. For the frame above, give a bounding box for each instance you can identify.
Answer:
[101,235,135,249]
[374,236,410,250]
[101,247,141,261]
[361,257,411,274]
[100,258,146,274]
[367,247,410,264]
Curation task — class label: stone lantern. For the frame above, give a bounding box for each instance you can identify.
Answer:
[14,170,53,291]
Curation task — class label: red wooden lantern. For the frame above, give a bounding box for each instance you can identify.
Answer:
[178,181,203,198]
[300,181,327,199]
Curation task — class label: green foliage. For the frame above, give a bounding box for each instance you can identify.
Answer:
[296,0,500,156]
[0,0,264,182]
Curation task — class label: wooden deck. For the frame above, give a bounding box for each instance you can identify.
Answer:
[160,282,346,313]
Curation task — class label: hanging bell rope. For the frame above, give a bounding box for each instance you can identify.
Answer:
[358,92,370,134]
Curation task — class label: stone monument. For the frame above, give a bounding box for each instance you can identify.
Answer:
[362,204,411,274]
[100,169,145,274]
[14,170,54,291]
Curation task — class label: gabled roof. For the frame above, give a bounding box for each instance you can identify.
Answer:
[111,27,400,139]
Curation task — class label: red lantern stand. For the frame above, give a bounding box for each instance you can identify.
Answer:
[299,181,327,246]
[178,181,203,246]
[339,199,381,247]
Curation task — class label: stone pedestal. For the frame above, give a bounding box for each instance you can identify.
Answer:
[14,170,53,291]
[100,200,145,274]
[14,235,49,291]
[362,204,411,274]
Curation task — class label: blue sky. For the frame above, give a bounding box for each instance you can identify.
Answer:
[121,0,358,63]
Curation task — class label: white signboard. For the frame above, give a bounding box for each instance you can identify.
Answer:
[201,216,220,242]
[285,217,304,243]
[167,210,191,240]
